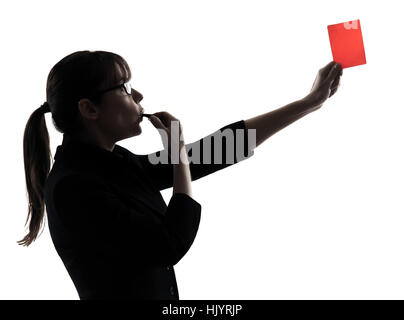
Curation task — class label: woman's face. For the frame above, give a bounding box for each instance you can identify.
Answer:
[95,65,144,142]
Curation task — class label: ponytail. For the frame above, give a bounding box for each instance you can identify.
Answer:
[18,103,52,246]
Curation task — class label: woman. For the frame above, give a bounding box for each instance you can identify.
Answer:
[18,50,342,299]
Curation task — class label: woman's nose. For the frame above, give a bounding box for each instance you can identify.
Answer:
[131,88,143,103]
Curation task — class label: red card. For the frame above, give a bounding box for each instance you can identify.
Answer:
[327,19,366,69]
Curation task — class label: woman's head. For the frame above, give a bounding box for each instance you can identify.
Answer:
[76,61,145,144]
[19,50,143,246]
[48,50,144,143]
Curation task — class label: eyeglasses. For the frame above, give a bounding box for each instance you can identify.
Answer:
[94,81,132,98]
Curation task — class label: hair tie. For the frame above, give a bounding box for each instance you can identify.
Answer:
[39,102,50,113]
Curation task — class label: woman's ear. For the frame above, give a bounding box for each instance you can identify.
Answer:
[78,98,99,120]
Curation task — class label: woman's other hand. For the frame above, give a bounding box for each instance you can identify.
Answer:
[148,111,184,153]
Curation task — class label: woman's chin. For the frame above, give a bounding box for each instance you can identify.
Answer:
[134,121,142,134]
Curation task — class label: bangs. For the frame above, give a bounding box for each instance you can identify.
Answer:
[95,52,132,92]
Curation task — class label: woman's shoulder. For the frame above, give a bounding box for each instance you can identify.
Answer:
[46,161,109,196]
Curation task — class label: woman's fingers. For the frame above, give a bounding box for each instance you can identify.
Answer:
[329,72,342,97]
[325,63,342,84]
[329,84,339,97]
[148,114,166,130]
[320,61,338,75]
[331,73,341,90]
[152,111,178,128]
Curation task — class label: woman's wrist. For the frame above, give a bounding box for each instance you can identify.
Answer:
[300,94,324,113]
[173,141,189,167]
[173,150,192,197]
[169,140,189,164]
[178,141,190,165]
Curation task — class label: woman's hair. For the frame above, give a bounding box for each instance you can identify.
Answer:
[18,50,132,246]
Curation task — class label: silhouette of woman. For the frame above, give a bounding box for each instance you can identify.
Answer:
[18,50,342,300]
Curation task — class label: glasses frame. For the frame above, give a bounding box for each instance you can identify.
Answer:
[92,81,132,99]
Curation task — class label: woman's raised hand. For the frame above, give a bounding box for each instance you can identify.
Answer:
[304,61,343,110]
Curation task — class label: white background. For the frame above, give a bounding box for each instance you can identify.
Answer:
[1,0,403,299]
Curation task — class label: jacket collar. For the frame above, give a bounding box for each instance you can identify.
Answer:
[54,133,128,175]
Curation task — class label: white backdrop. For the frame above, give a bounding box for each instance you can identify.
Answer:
[1,0,403,299]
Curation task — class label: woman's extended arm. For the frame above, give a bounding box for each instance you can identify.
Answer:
[245,61,343,149]
[245,98,314,148]
[133,62,342,190]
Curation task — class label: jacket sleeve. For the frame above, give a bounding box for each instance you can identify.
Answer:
[53,174,201,267]
[135,119,255,191]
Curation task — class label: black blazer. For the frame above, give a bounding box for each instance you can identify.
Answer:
[44,120,254,300]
